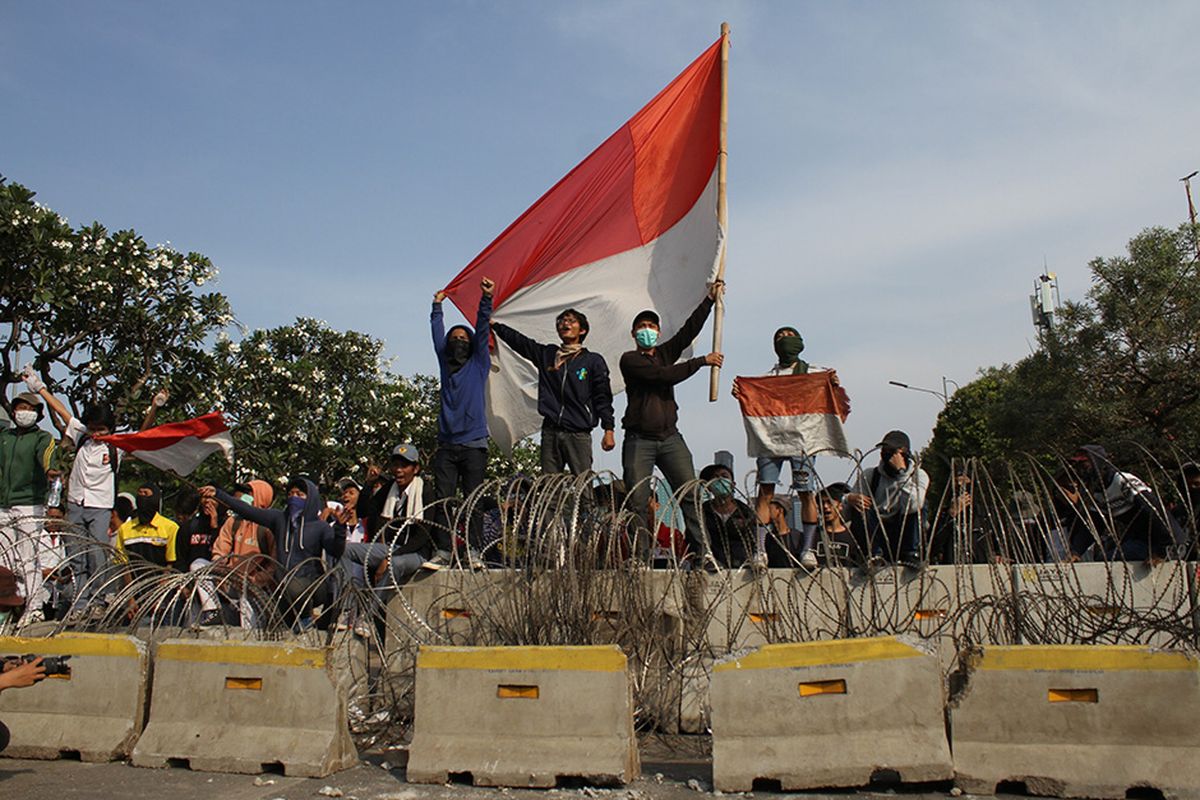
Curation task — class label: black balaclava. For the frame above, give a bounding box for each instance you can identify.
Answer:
[136,483,161,526]
[446,326,472,372]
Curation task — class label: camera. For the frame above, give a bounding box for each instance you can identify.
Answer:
[2,654,72,677]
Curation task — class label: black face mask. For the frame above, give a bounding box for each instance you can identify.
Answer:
[447,339,471,369]
[136,487,160,526]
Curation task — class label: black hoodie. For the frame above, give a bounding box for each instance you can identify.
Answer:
[215,477,345,578]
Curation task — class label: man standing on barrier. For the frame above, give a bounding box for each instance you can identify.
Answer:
[491,308,616,475]
[0,385,59,627]
[619,281,724,565]
[430,277,494,563]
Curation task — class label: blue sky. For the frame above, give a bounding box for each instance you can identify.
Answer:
[4,2,1199,483]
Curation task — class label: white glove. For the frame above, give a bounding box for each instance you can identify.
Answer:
[22,364,44,393]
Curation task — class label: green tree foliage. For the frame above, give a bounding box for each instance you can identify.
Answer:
[928,223,1200,482]
[0,177,232,424]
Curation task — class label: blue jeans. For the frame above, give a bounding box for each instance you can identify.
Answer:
[868,513,922,562]
[66,503,112,608]
[622,432,708,558]
[756,455,818,492]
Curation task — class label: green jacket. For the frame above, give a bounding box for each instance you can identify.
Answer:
[0,426,58,508]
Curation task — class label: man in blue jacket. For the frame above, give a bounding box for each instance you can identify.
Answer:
[492,308,616,475]
[430,277,494,561]
[201,477,345,630]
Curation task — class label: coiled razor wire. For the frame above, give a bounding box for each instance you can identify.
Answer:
[1,445,1198,748]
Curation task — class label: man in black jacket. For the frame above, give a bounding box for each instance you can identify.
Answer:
[492,308,616,474]
[620,281,724,562]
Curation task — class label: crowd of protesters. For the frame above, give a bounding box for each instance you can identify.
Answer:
[1,276,1197,634]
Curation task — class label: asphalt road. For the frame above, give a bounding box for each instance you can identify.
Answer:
[0,752,991,800]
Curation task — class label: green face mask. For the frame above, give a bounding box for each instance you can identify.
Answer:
[774,335,805,363]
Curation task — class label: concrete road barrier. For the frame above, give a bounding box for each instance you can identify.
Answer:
[710,635,952,792]
[705,568,850,653]
[130,638,357,777]
[0,633,148,761]
[848,565,1018,674]
[1016,561,1193,649]
[951,644,1200,798]
[407,644,638,787]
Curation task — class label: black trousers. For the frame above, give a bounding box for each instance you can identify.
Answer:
[431,444,488,552]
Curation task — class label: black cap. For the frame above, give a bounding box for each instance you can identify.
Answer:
[877,430,911,451]
[631,309,660,329]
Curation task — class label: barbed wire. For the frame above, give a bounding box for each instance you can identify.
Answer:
[1,447,1197,748]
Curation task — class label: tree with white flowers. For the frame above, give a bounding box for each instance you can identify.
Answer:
[0,176,232,426]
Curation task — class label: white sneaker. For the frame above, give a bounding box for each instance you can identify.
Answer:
[800,549,819,570]
[16,607,44,629]
[751,550,768,572]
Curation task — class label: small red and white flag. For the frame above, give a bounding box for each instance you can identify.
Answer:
[442,36,726,449]
[97,412,234,475]
[734,373,852,458]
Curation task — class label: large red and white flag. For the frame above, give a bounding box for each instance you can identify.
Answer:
[443,36,726,448]
[735,373,852,458]
[97,412,233,475]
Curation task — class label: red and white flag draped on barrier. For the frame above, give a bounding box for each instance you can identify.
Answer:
[734,373,852,458]
[96,412,234,475]
[442,35,726,449]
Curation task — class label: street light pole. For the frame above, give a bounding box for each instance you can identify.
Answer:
[1182,171,1200,262]
[889,377,959,405]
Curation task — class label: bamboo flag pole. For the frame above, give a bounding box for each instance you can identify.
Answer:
[708,21,731,402]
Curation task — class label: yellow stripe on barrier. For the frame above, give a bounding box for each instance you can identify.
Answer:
[418,645,626,673]
[714,637,925,673]
[156,642,326,669]
[977,646,1196,673]
[0,633,141,659]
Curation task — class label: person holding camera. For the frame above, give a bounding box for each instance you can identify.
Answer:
[844,430,930,568]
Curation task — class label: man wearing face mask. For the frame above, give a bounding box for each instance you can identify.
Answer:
[699,463,759,568]
[203,477,345,630]
[845,430,930,568]
[430,277,494,563]
[620,281,725,564]
[491,308,617,474]
[114,483,179,568]
[0,390,59,625]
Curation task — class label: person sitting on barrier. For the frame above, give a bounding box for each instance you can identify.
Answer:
[765,494,809,568]
[175,487,227,626]
[928,464,994,565]
[1061,445,1179,562]
[113,482,181,621]
[491,308,617,475]
[700,463,760,569]
[815,482,868,567]
[348,444,436,591]
[620,282,725,568]
[1171,462,1200,555]
[844,430,929,569]
[481,475,533,566]
[209,480,276,628]
[204,477,345,631]
[430,278,494,565]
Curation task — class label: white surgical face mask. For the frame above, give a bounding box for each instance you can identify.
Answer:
[14,409,38,428]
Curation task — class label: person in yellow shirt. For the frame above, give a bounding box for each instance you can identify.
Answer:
[114,483,178,569]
